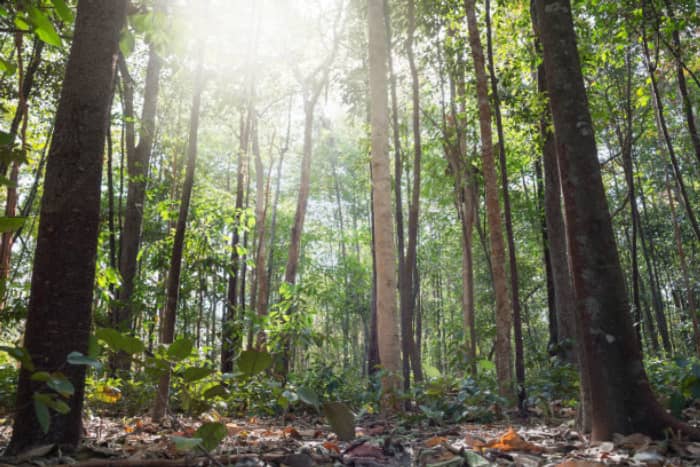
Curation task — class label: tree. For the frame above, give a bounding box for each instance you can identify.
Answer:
[7,0,126,453]
[152,45,205,422]
[367,0,401,411]
[111,36,163,371]
[532,0,700,441]
[464,0,512,398]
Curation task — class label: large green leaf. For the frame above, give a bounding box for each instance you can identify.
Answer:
[181,366,214,383]
[167,337,194,361]
[296,386,320,410]
[203,384,229,399]
[195,422,227,452]
[322,402,355,441]
[237,350,272,377]
[67,351,102,370]
[50,0,74,23]
[95,328,145,355]
[33,396,50,434]
[170,436,202,452]
[28,7,62,47]
[46,374,74,398]
[0,217,25,233]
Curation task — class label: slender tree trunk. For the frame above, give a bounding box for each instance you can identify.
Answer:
[152,50,205,422]
[666,172,700,356]
[402,0,423,385]
[640,12,700,243]
[464,0,512,398]
[485,0,525,411]
[110,43,162,365]
[8,0,125,453]
[368,164,380,376]
[533,0,700,441]
[368,0,401,410]
[251,118,270,350]
[221,109,250,372]
[662,0,700,165]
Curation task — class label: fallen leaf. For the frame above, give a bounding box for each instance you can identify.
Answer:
[481,427,545,453]
[425,436,449,448]
[344,441,385,459]
[613,432,651,451]
[323,441,341,453]
[284,425,302,439]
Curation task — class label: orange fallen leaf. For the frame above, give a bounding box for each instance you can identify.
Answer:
[323,441,341,453]
[425,436,449,448]
[482,427,544,453]
[284,426,302,439]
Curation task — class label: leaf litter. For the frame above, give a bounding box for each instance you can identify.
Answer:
[1,410,700,466]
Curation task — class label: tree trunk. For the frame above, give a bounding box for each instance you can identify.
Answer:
[662,0,700,165]
[368,0,401,411]
[152,50,205,422]
[109,44,161,371]
[485,0,525,411]
[640,11,700,243]
[402,0,423,386]
[533,0,700,441]
[666,172,700,356]
[7,0,125,453]
[221,109,250,372]
[464,0,512,398]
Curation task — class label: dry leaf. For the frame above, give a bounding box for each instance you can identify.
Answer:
[323,441,341,453]
[284,426,302,439]
[425,436,449,448]
[482,427,545,453]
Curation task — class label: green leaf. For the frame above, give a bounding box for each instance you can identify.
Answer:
[67,351,103,369]
[47,374,74,398]
[167,337,194,361]
[170,435,202,451]
[0,345,34,371]
[237,349,272,377]
[203,384,229,399]
[0,58,17,75]
[119,29,135,57]
[28,7,62,47]
[195,422,227,452]
[322,402,355,441]
[95,328,145,355]
[31,371,52,382]
[296,386,320,410]
[33,397,50,434]
[51,0,74,23]
[50,399,70,414]
[0,131,11,145]
[181,366,214,383]
[14,16,31,31]
[0,217,25,233]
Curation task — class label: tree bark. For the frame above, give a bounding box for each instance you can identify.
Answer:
[533,0,700,441]
[7,0,125,453]
[402,0,423,386]
[485,0,525,411]
[368,0,401,411]
[152,49,205,422]
[464,0,512,398]
[111,42,162,348]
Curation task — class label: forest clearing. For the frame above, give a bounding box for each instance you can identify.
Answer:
[0,0,699,465]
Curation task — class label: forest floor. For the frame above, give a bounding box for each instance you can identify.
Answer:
[2,406,700,466]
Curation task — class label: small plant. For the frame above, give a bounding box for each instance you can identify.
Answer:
[647,357,700,417]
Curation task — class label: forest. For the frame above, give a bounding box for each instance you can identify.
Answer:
[0,0,699,465]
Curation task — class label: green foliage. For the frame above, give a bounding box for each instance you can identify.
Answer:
[647,357,700,418]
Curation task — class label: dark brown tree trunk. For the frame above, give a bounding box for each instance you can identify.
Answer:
[221,109,250,372]
[152,49,205,422]
[533,0,700,441]
[464,0,512,398]
[110,43,162,369]
[7,0,126,453]
[402,0,423,386]
[485,0,525,412]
